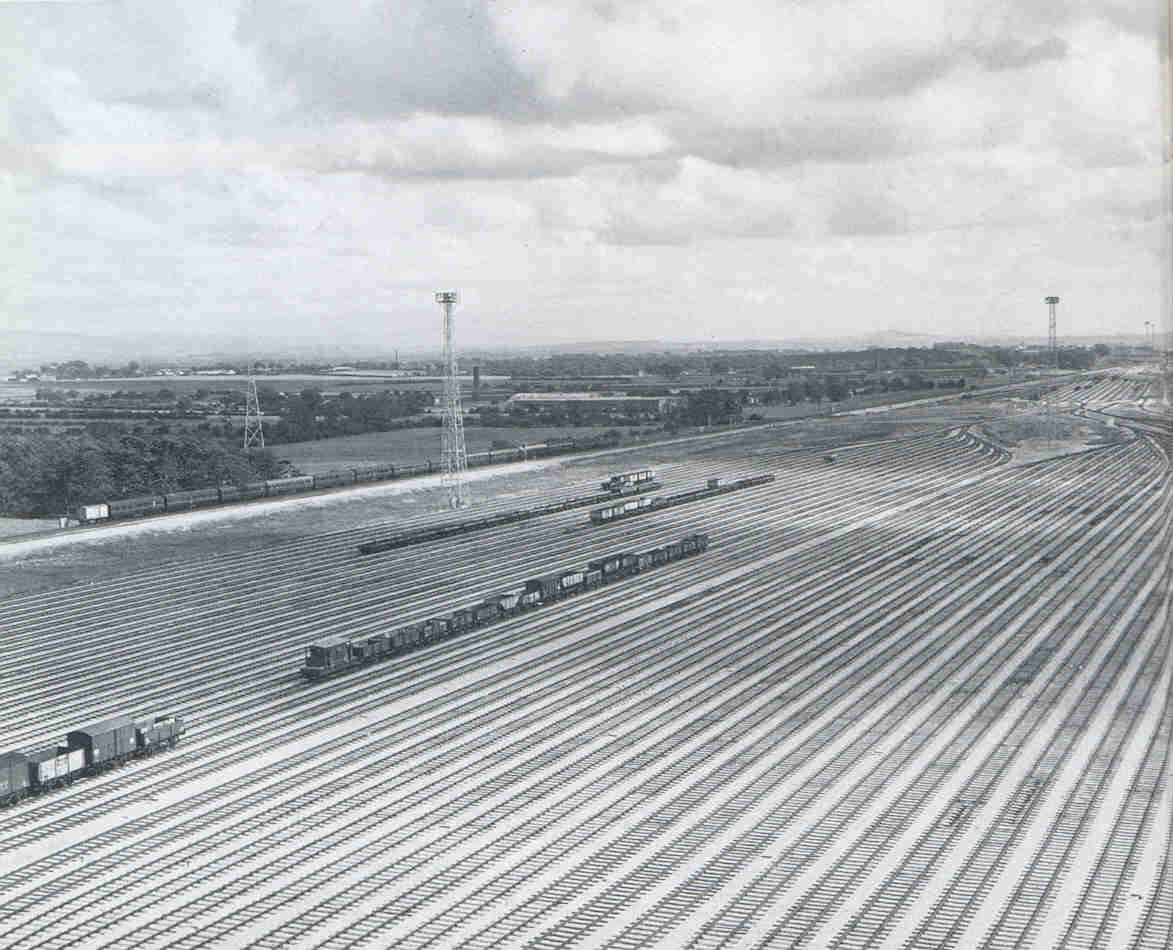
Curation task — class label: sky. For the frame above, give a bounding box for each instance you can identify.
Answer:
[2,1,1169,352]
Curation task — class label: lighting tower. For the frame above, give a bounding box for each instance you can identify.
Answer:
[1045,296,1060,368]
[242,363,265,450]
[1044,296,1060,441]
[436,291,470,509]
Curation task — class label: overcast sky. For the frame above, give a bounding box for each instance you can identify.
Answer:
[3,1,1169,351]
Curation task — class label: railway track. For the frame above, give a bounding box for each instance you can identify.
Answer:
[0,418,1166,950]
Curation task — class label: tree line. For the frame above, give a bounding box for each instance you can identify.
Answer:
[0,432,285,517]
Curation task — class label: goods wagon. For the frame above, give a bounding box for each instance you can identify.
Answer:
[590,495,655,524]
[1,710,186,808]
[302,633,352,680]
[67,715,137,769]
[304,532,710,681]
[265,475,314,496]
[76,503,109,522]
[26,747,84,788]
[602,470,656,494]
[589,474,774,526]
[164,487,220,511]
[134,716,185,751]
[312,470,356,490]
[217,481,268,503]
[354,464,395,483]
[0,753,29,805]
[108,495,166,518]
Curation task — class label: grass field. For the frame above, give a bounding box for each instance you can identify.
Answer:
[277,425,660,473]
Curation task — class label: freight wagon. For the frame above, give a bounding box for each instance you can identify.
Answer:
[312,470,357,490]
[265,475,315,496]
[589,474,776,526]
[164,487,221,511]
[217,481,267,503]
[76,434,630,525]
[601,470,656,494]
[0,711,186,808]
[304,532,710,682]
[108,494,166,518]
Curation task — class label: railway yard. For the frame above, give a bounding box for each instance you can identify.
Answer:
[0,370,1169,950]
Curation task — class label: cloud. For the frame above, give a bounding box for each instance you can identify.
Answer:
[817,49,958,101]
[236,0,538,118]
[0,0,1166,348]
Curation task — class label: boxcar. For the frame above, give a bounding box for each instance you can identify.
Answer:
[67,715,136,769]
[0,752,30,805]
[474,602,500,625]
[76,503,110,523]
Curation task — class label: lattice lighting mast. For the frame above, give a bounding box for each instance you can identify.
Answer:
[243,362,265,450]
[436,291,470,509]
[1045,296,1059,367]
[1045,295,1060,440]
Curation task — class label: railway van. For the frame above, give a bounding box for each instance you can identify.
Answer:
[76,503,110,523]
[67,715,137,769]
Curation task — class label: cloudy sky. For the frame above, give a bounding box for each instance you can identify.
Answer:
[3,0,1168,351]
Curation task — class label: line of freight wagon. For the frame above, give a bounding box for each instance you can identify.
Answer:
[357,470,661,556]
[306,532,710,681]
[1,712,186,808]
[589,473,776,524]
[73,436,616,524]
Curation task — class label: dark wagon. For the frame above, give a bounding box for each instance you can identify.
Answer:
[164,487,220,511]
[265,476,314,496]
[525,574,563,602]
[313,470,356,490]
[67,715,137,770]
[302,633,352,681]
[107,495,166,519]
[0,752,30,805]
[134,716,186,752]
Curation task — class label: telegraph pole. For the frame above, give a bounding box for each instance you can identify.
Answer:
[436,291,470,508]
